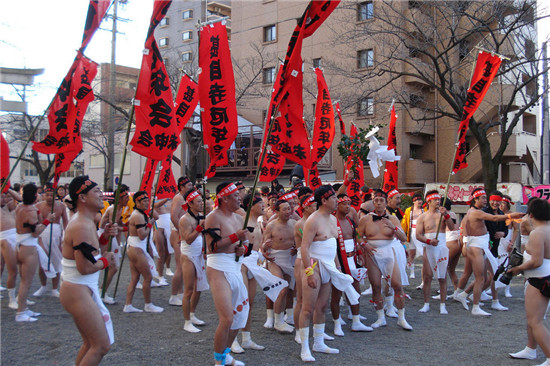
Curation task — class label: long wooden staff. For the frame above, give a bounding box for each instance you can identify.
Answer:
[101,101,136,298]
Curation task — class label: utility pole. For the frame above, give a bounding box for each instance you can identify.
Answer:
[542,42,549,184]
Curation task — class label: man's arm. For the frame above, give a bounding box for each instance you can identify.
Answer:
[59,201,69,230]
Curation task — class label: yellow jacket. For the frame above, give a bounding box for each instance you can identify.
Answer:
[401,206,426,242]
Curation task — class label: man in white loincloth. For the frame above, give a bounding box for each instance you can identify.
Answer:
[415,190,454,314]
[299,185,361,362]
[357,189,412,331]
[1,188,21,309]
[204,182,249,366]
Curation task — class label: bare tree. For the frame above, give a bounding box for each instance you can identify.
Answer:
[324,0,548,192]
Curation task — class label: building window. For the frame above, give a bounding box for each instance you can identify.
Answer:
[313,58,322,68]
[182,52,192,63]
[357,49,374,69]
[357,1,373,21]
[182,31,193,41]
[182,9,193,20]
[262,67,276,84]
[160,17,169,27]
[159,37,169,47]
[358,97,374,116]
[263,25,276,43]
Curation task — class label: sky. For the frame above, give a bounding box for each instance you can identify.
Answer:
[1,0,549,116]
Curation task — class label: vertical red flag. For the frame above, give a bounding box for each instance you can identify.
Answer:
[139,159,158,198]
[1,131,11,192]
[130,0,180,162]
[306,167,322,191]
[175,74,199,133]
[155,154,178,199]
[32,0,108,154]
[198,21,239,179]
[260,62,286,182]
[335,102,346,136]
[452,52,502,174]
[382,104,398,192]
[346,124,365,211]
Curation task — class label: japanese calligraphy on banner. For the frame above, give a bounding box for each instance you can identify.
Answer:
[259,62,286,182]
[345,124,365,210]
[1,131,11,192]
[311,68,335,167]
[425,183,524,204]
[524,185,550,202]
[175,74,199,133]
[156,154,178,199]
[139,159,158,198]
[306,167,322,191]
[452,51,502,174]
[198,21,239,179]
[382,104,398,192]
[130,0,180,161]
[81,0,110,50]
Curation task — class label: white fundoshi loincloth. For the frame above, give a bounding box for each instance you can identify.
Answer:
[157,213,173,254]
[97,228,122,266]
[16,233,56,278]
[343,239,368,282]
[39,223,63,274]
[309,238,360,305]
[466,234,498,273]
[423,233,449,279]
[270,248,296,290]
[367,239,395,284]
[446,230,460,242]
[0,228,16,250]
[392,239,409,286]
[410,221,423,258]
[62,256,114,344]
[243,250,288,302]
[180,235,209,292]
[207,253,249,330]
[127,235,159,278]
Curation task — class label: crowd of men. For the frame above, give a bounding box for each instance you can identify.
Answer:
[1,175,548,365]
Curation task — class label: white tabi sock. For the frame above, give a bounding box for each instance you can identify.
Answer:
[440,303,448,315]
[312,324,339,354]
[397,308,413,330]
[418,303,430,313]
[264,309,274,328]
[333,318,344,336]
[274,312,284,326]
[295,329,302,344]
[242,331,251,343]
[285,308,294,323]
[371,309,386,328]
[8,288,16,302]
[509,346,536,360]
[299,327,315,362]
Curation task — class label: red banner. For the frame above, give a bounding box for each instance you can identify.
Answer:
[139,159,158,198]
[259,62,286,182]
[198,21,239,179]
[175,74,199,133]
[382,104,398,192]
[156,153,178,199]
[306,167,322,191]
[130,0,179,161]
[452,52,502,174]
[335,102,346,136]
[32,0,107,155]
[1,131,10,192]
[345,124,365,210]
[311,68,335,167]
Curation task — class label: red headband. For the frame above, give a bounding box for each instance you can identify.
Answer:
[502,197,511,204]
[426,193,441,202]
[75,179,97,195]
[338,196,351,203]
[302,195,315,207]
[186,190,201,204]
[472,190,486,199]
[489,195,502,202]
[412,196,423,202]
[387,189,399,199]
[216,183,238,199]
[320,188,336,201]
[280,192,297,201]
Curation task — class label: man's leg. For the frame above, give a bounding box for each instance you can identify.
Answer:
[420,248,432,312]
[469,247,491,316]
[312,282,339,354]
[1,240,18,308]
[364,254,385,328]
[390,259,412,330]
[267,261,293,333]
[182,255,200,332]
[298,268,321,362]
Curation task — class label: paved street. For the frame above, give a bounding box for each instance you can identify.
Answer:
[1,256,547,366]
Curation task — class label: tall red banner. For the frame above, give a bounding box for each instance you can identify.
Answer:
[130,0,179,162]
[156,153,178,199]
[139,159,158,198]
[382,104,398,192]
[345,124,365,210]
[198,21,239,179]
[452,52,502,174]
[175,74,199,133]
[32,0,108,155]
[259,1,340,182]
[1,131,11,192]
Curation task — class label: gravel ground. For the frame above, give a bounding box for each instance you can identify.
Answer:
[1,255,548,366]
